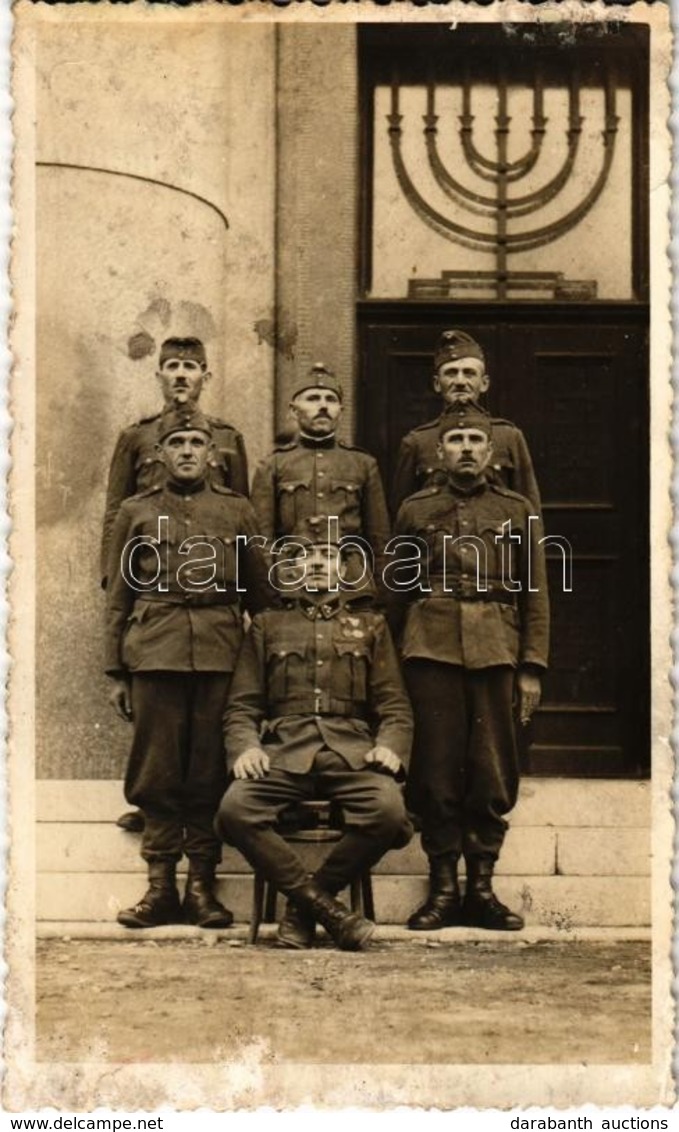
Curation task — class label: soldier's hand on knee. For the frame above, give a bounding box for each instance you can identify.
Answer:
[108,677,133,722]
[233,748,271,780]
[365,746,402,777]
[515,669,542,725]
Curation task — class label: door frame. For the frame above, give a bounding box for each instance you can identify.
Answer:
[357,299,650,778]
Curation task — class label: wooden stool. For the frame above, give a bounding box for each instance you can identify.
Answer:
[248,799,375,945]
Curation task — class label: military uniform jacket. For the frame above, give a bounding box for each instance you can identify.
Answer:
[391,412,541,517]
[100,413,249,580]
[392,478,549,671]
[250,435,391,576]
[105,479,272,676]
[223,595,413,774]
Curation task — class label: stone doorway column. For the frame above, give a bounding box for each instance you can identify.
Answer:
[275,26,358,437]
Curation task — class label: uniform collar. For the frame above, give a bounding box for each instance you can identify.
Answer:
[444,473,488,497]
[165,476,208,496]
[298,432,337,450]
[438,399,489,422]
[295,591,344,619]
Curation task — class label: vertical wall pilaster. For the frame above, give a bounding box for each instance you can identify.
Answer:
[276,26,358,437]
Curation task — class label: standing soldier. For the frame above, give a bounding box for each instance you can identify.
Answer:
[250,363,391,594]
[216,541,413,951]
[102,336,249,834]
[105,407,272,929]
[391,405,549,932]
[101,336,248,584]
[391,329,541,516]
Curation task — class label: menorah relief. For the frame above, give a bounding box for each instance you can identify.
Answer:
[386,68,620,300]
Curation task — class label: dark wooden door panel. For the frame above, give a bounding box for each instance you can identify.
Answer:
[358,301,649,776]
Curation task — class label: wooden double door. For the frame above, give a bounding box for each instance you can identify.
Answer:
[358,301,649,777]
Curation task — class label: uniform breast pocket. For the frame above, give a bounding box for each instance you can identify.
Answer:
[478,519,515,580]
[416,523,448,571]
[333,639,371,700]
[127,519,175,585]
[276,479,310,531]
[178,534,237,591]
[328,480,361,530]
[266,645,307,700]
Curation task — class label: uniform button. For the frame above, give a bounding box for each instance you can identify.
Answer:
[314,687,322,695]
[317,492,325,499]
[317,453,324,459]
[461,574,468,580]
[316,659,324,666]
[461,520,469,527]
[461,546,468,553]
[318,471,325,478]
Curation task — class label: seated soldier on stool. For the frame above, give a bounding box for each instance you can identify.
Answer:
[216,541,413,950]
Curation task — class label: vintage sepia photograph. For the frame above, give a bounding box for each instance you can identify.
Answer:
[5,0,674,1113]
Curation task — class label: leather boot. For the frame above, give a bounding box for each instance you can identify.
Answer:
[117,861,182,928]
[183,862,234,929]
[289,880,375,951]
[407,854,462,930]
[276,898,316,950]
[116,809,145,834]
[463,855,524,931]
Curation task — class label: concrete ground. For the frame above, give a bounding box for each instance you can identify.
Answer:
[36,927,651,1066]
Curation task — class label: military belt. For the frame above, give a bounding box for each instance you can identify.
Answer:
[136,590,240,608]
[270,698,369,721]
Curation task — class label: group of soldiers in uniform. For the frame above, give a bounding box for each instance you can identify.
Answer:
[102,329,549,951]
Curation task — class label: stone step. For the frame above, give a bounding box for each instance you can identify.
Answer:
[37,778,651,828]
[35,778,651,926]
[37,872,650,927]
[37,823,572,877]
[37,822,650,878]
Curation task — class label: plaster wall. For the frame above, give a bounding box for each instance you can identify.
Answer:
[36,24,276,777]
